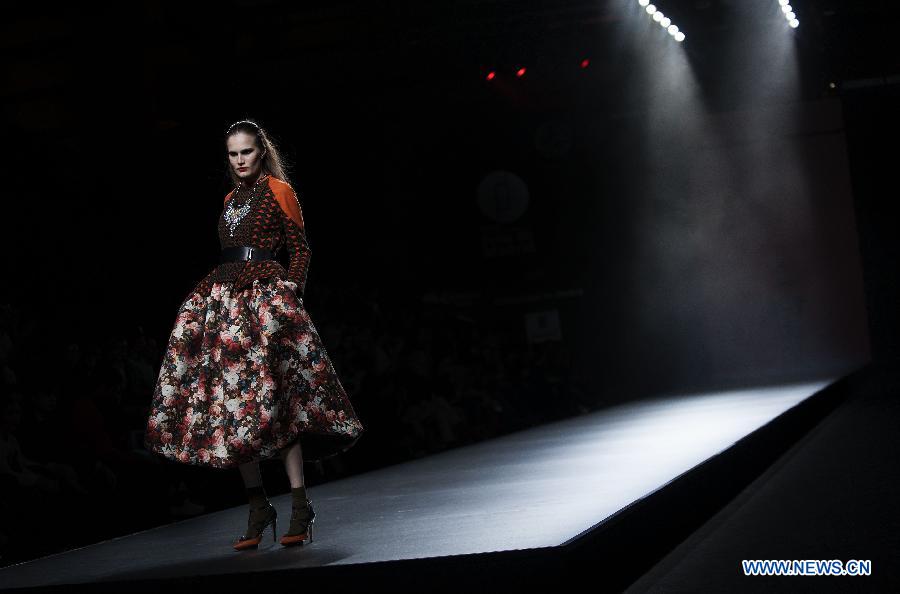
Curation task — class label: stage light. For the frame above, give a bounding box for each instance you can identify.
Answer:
[639,3,685,43]
[486,71,496,81]
[674,31,685,42]
[777,0,800,29]
[516,67,526,77]
[580,58,590,68]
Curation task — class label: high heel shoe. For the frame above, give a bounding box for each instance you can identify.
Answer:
[280,498,316,546]
[233,502,277,551]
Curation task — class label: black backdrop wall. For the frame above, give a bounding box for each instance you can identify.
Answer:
[1,2,870,404]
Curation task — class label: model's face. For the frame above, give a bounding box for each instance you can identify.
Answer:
[227,132,265,181]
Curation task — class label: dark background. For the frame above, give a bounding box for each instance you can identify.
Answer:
[0,0,893,568]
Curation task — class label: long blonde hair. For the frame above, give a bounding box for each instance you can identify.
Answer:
[224,119,291,187]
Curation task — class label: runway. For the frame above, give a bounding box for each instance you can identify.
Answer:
[0,376,846,593]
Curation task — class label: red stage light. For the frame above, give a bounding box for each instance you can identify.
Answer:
[516,67,526,77]
[486,71,496,81]
[580,59,590,68]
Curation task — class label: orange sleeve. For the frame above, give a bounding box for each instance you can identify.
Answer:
[271,181,305,229]
[223,190,234,204]
[270,179,310,295]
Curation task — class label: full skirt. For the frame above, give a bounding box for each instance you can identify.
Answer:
[144,278,364,468]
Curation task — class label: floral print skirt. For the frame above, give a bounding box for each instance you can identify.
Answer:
[144,278,364,469]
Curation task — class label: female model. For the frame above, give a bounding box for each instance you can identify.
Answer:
[143,119,364,550]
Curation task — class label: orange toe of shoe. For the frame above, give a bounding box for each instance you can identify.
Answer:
[279,534,309,546]
[233,537,262,551]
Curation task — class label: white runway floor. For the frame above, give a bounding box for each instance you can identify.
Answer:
[0,378,834,589]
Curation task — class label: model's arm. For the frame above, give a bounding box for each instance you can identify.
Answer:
[272,182,311,296]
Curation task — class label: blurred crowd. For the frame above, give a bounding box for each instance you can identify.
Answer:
[0,281,593,566]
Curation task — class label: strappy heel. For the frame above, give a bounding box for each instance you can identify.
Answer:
[280,499,316,546]
[233,503,277,551]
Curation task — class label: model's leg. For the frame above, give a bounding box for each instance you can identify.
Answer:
[279,441,305,488]
[279,440,315,544]
[233,459,276,550]
[238,460,263,488]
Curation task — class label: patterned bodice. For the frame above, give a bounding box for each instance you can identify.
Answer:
[187,175,311,298]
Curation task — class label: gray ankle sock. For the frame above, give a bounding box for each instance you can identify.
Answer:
[246,485,269,509]
[290,486,308,504]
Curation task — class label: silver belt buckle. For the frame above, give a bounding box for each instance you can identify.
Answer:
[246,247,254,260]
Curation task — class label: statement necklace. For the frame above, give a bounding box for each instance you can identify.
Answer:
[224,173,270,237]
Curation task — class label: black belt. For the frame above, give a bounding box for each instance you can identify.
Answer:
[220,246,276,263]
